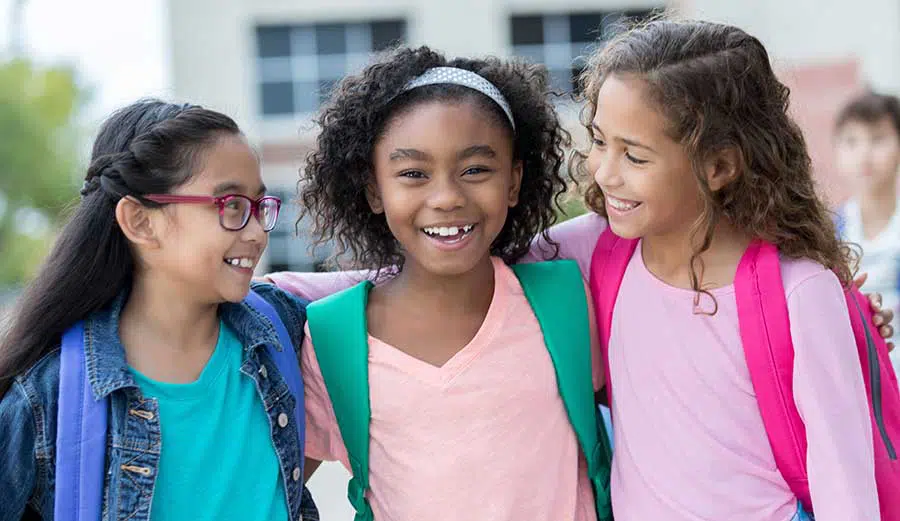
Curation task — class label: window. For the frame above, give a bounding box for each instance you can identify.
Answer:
[510,9,658,94]
[256,20,407,117]
[265,190,334,273]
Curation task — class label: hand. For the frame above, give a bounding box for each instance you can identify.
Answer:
[855,273,895,352]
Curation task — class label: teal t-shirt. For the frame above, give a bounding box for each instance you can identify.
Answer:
[131,322,288,521]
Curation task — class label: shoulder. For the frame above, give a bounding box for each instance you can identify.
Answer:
[251,282,309,321]
[779,256,843,300]
[4,346,61,422]
[249,282,311,348]
[778,257,852,329]
[1,347,61,458]
[526,213,608,275]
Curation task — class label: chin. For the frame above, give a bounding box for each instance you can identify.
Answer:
[607,221,644,240]
[416,254,488,278]
[220,284,252,303]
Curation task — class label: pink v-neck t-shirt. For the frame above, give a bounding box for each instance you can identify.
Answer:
[300,257,601,521]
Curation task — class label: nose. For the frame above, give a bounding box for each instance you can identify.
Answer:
[427,174,466,211]
[239,209,267,244]
[592,150,623,189]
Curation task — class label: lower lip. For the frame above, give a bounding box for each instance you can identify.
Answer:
[423,228,476,252]
[225,262,254,275]
[605,198,641,217]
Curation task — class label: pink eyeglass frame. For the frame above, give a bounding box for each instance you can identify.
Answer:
[143,193,282,231]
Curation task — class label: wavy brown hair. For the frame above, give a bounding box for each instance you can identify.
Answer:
[571,19,855,297]
[300,46,570,272]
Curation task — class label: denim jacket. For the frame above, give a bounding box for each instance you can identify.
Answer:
[0,283,319,521]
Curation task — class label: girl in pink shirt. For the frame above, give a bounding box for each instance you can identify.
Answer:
[575,19,880,521]
[295,47,607,521]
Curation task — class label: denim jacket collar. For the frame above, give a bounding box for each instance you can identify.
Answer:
[83,291,282,400]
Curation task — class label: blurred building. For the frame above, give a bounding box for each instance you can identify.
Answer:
[166,0,661,273]
[166,0,900,273]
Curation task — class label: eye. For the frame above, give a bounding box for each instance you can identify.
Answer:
[625,152,649,165]
[592,136,606,147]
[463,167,490,176]
[225,198,243,210]
[399,170,427,179]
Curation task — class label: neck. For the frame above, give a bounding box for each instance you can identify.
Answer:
[389,254,496,316]
[641,219,752,290]
[120,270,220,356]
[858,188,897,229]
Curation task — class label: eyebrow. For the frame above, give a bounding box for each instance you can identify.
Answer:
[389,148,431,161]
[458,145,496,160]
[592,122,654,152]
[213,182,267,196]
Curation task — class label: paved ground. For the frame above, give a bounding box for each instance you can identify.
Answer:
[307,462,354,520]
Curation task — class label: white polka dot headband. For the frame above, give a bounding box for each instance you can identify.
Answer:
[401,67,517,131]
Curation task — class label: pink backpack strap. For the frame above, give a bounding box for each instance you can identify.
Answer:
[733,240,811,512]
[589,227,639,410]
[844,288,900,520]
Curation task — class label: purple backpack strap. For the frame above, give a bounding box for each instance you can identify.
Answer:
[55,321,108,521]
[243,290,305,475]
[589,227,639,412]
[733,241,811,511]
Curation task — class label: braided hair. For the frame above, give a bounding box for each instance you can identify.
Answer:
[0,99,240,397]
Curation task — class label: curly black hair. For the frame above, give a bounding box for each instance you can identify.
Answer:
[300,45,571,272]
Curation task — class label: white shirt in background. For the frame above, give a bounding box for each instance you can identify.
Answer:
[840,199,900,374]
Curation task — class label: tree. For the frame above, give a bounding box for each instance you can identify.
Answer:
[0,58,82,287]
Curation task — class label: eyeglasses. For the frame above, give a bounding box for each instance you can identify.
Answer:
[143,194,282,232]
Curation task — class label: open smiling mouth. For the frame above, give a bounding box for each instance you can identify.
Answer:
[422,224,476,244]
[223,257,256,269]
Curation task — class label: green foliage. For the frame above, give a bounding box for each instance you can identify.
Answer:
[0,58,82,286]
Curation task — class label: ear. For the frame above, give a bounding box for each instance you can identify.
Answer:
[115,196,161,248]
[703,147,741,192]
[365,182,384,214]
[508,160,524,207]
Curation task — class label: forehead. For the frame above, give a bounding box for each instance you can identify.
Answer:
[838,116,899,136]
[185,134,262,192]
[593,74,671,139]
[376,100,513,154]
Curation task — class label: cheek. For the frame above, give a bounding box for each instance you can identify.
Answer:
[163,214,228,258]
[379,188,415,220]
[652,164,699,203]
[874,144,900,170]
[586,148,601,180]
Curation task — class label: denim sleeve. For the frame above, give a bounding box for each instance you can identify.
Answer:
[251,282,310,355]
[0,382,38,521]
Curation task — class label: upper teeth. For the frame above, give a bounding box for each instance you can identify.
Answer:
[423,225,474,237]
[607,196,638,211]
[226,258,255,269]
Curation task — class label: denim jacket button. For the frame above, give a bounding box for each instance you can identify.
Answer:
[259,365,268,379]
[292,467,301,481]
[278,413,289,428]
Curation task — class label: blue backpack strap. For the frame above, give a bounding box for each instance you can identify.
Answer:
[243,290,305,474]
[55,321,108,521]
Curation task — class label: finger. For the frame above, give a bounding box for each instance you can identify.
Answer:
[880,325,894,340]
[869,293,883,311]
[854,272,869,288]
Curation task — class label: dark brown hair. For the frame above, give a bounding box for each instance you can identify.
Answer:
[0,99,240,398]
[300,46,570,272]
[835,91,900,137]
[571,19,854,303]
